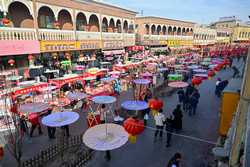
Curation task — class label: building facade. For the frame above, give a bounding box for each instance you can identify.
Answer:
[232,24,250,43]
[0,0,137,69]
[215,28,231,44]
[193,25,217,46]
[135,16,195,50]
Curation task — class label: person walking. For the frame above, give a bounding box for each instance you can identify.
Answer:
[215,78,221,97]
[232,66,240,78]
[189,89,200,116]
[172,105,183,132]
[167,152,182,167]
[28,113,42,137]
[217,80,229,97]
[177,88,185,104]
[154,109,166,141]
[165,116,173,147]
[46,109,56,139]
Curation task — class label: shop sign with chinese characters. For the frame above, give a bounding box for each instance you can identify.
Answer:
[103,41,124,49]
[40,41,77,52]
[77,41,101,50]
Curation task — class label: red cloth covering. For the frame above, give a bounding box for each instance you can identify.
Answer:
[10,104,18,114]
[14,83,48,95]
[28,113,39,125]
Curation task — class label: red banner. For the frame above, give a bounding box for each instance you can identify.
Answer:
[14,83,48,95]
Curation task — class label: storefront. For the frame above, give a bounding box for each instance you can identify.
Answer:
[0,40,40,70]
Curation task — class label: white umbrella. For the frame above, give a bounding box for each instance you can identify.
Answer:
[83,123,128,151]
[41,111,79,127]
[19,102,49,113]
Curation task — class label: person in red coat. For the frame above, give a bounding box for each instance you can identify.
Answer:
[28,113,42,137]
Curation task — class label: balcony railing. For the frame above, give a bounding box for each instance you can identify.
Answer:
[76,31,101,40]
[143,34,193,41]
[0,27,37,40]
[102,32,122,40]
[38,29,75,41]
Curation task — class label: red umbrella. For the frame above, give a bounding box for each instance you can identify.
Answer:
[123,118,144,143]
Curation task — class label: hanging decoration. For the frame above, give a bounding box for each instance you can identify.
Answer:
[54,21,60,29]
[192,77,202,87]
[1,17,10,26]
[28,54,33,61]
[123,118,144,144]
[8,59,15,66]
[207,70,215,80]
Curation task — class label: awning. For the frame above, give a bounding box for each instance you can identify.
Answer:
[103,49,125,56]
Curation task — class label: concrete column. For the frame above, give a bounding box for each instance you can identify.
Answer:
[229,48,250,166]
[99,12,103,49]
[32,0,39,40]
[72,9,76,40]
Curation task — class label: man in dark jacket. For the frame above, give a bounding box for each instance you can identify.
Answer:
[189,89,200,116]
[165,117,173,147]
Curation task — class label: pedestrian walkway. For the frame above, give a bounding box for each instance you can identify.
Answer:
[85,64,237,167]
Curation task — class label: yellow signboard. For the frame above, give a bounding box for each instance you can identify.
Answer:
[40,41,77,52]
[166,39,193,47]
[76,41,101,50]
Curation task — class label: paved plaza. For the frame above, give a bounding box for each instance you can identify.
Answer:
[1,59,244,167]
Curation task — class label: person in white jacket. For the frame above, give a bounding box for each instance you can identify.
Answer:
[154,109,166,141]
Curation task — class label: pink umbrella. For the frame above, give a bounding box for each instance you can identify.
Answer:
[141,72,153,77]
[168,81,189,88]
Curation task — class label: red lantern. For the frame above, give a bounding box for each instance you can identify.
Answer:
[28,54,33,61]
[54,21,60,28]
[123,118,144,143]
[148,99,163,110]
[2,18,10,25]
[8,59,15,66]
[208,70,215,80]
[192,77,202,86]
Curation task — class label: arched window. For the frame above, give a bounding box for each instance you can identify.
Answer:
[145,24,150,34]
[108,18,115,33]
[151,25,156,35]
[102,17,108,32]
[8,1,34,28]
[156,25,161,35]
[76,12,87,31]
[38,6,55,29]
[58,9,73,30]
[123,20,128,33]
[89,14,99,32]
[116,19,122,33]
[162,26,167,35]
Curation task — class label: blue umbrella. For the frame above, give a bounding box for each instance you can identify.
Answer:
[92,96,117,104]
[101,77,116,83]
[133,79,151,85]
[121,100,148,111]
